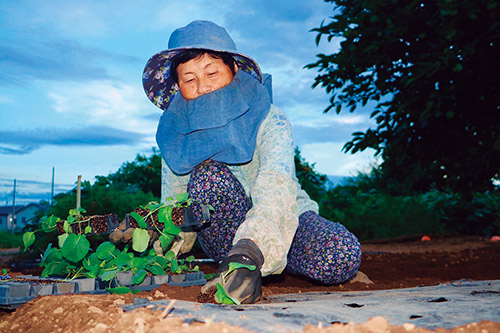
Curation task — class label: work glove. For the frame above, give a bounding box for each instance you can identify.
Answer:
[109,219,158,246]
[201,239,264,304]
[170,231,198,257]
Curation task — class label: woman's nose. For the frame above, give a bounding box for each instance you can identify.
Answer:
[197,79,212,96]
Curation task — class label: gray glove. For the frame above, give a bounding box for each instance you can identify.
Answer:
[109,219,158,246]
[202,239,264,304]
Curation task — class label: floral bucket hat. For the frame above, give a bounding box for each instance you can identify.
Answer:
[142,20,263,110]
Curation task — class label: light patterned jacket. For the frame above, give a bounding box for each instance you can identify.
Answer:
[160,104,318,276]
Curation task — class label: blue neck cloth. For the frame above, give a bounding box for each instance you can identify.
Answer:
[156,70,271,175]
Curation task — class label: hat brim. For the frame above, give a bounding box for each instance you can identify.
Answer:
[142,47,262,110]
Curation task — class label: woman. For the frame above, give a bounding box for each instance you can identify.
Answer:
[142,20,362,304]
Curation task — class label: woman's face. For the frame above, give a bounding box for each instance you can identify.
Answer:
[176,53,238,100]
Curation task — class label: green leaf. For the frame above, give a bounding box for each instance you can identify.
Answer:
[85,263,101,278]
[63,220,72,233]
[131,269,148,285]
[112,252,134,268]
[132,256,148,271]
[41,215,59,232]
[170,259,178,273]
[175,193,189,202]
[58,233,68,248]
[186,255,195,263]
[100,269,118,281]
[146,263,166,276]
[165,250,175,261]
[107,286,134,294]
[159,234,175,250]
[215,282,240,305]
[148,248,156,257]
[132,228,150,253]
[96,242,119,260]
[130,212,148,229]
[40,243,54,263]
[84,225,92,234]
[154,256,168,269]
[227,262,256,274]
[157,206,172,224]
[41,249,63,267]
[22,232,35,251]
[163,217,181,236]
[61,234,90,262]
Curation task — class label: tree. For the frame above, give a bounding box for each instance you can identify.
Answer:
[307,0,500,194]
[48,149,161,219]
[95,148,162,198]
[294,147,330,204]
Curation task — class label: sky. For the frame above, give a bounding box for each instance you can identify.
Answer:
[0,0,380,206]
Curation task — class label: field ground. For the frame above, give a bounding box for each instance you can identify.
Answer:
[1,235,499,332]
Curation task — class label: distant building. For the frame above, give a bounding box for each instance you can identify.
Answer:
[0,203,49,231]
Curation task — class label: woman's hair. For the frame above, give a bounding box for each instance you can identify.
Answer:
[170,49,237,83]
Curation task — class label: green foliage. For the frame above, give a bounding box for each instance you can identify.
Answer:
[317,169,499,240]
[308,0,500,194]
[22,195,200,285]
[293,147,498,239]
[48,181,157,221]
[321,185,445,240]
[95,148,162,198]
[0,231,23,249]
[47,148,161,221]
[294,147,330,203]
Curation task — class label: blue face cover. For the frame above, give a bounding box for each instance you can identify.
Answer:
[156,70,271,175]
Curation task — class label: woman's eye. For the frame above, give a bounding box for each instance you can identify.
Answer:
[208,72,218,77]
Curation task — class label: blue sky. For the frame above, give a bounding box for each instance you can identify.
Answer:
[0,0,380,205]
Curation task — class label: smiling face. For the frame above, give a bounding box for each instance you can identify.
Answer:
[176,53,238,100]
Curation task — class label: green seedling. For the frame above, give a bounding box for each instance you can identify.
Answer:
[23,199,202,289]
[215,262,256,305]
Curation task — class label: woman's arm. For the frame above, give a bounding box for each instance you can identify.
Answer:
[160,158,190,203]
[233,105,299,276]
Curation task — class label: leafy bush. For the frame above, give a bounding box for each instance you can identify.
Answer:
[320,187,445,241]
[49,182,157,220]
[421,190,500,236]
[294,151,499,240]
[0,231,23,248]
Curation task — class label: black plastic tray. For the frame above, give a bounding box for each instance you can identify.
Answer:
[0,271,206,309]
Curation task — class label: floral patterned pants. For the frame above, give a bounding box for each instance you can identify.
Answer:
[187,160,361,284]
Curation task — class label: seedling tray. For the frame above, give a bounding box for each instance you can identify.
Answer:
[126,207,210,232]
[55,214,120,235]
[0,271,206,309]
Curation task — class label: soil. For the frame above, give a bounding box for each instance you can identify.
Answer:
[1,235,499,332]
[129,208,160,229]
[128,207,184,230]
[56,214,119,235]
[171,207,184,226]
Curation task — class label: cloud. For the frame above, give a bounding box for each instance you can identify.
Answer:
[291,112,376,146]
[300,142,381,176]
[293,124,356,146]
[46,80,158,140]
[0,37,140,86]
[0,126,146,155]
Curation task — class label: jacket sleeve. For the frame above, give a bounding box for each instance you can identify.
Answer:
[160,158,189,202]
[233,106,299,276]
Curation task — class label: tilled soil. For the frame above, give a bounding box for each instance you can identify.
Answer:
[1,235,499,332]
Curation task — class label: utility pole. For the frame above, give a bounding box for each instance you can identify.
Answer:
[76,175,82,210]
[51,167,55,205]
[12,179,16,229]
